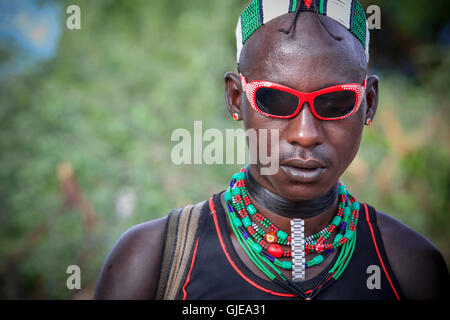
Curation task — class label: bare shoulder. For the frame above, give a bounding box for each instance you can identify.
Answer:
[94,216,168,300]
[376,210,449,299]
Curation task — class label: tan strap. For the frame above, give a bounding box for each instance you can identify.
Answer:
[154,200,206,300]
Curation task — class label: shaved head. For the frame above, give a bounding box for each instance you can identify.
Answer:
[238,11,367,90]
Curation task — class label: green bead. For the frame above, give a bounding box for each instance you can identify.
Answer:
[331,215,342,226]
[344,230,354,239]
[233,217,242,228]
[235,172,245,180]
[242,216,252,228]
[343,206,351,218]
[334,234,343,242]
[224,191,232,203]
[232,187,241,196]
[311,255,324,266]
[246,204,257,215]
[281,260,292,270]
[252,242,262,253]
[338,184,347,195]
[352,202,360,211]
[277,230,288,241]
[253,234,263,242]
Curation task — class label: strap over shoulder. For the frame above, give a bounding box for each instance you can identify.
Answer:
[154,200,207,300]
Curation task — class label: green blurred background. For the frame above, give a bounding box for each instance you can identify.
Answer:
[0,0,448,299]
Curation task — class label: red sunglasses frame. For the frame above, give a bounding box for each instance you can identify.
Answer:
[240,74,367,120]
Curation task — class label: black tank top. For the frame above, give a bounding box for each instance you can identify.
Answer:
[181,191,404,300]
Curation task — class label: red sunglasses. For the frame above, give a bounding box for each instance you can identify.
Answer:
[240,74,367,120]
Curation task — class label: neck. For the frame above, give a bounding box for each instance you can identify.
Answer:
[245,168,339,219]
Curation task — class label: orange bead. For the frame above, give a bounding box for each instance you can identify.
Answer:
[265,232,278,244]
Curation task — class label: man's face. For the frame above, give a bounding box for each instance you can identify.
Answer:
[226,12,377,201]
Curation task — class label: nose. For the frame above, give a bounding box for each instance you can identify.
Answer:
[285,102,324,148]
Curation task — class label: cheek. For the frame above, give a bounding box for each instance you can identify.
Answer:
[242,104,288,167]
[327,116,364,174]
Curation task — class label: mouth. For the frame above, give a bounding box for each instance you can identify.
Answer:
[279,158,327,183]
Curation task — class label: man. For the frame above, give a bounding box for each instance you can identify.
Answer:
[94,0,448,300]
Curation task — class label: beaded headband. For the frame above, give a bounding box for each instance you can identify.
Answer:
[236,0,370,64]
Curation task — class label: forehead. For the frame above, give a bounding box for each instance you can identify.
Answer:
[240,12,366,91]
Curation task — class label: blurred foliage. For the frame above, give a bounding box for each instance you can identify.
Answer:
[0,0,448,299]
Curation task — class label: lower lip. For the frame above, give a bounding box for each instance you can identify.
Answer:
[280,165,326,183]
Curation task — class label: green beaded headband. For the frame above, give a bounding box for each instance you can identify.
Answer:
[236,0,370,63]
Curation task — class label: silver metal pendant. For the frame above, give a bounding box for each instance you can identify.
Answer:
[291,218,305,281]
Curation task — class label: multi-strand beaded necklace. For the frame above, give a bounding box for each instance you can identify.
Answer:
[224,166,360,299]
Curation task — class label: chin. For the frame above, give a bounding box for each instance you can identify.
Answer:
[266,168,336,202]
[276,183,331,202]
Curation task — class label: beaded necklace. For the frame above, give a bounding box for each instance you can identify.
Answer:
[224,166,360,299]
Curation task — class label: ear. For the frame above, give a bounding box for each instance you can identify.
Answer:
[364,75,379,124]
[224,72,244,121]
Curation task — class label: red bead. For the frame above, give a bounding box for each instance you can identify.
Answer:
[267,244,283,258]
[264,232,278,244]
[314,243,324,253]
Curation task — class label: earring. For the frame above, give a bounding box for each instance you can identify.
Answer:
[232,113,240,121]
[365,118,372,126]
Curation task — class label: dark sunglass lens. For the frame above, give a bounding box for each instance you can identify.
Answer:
[255,88,299,117]
[313,91,357,118]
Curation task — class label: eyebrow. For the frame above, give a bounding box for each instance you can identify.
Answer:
[268,77,365,91]
[269,79,346,92]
